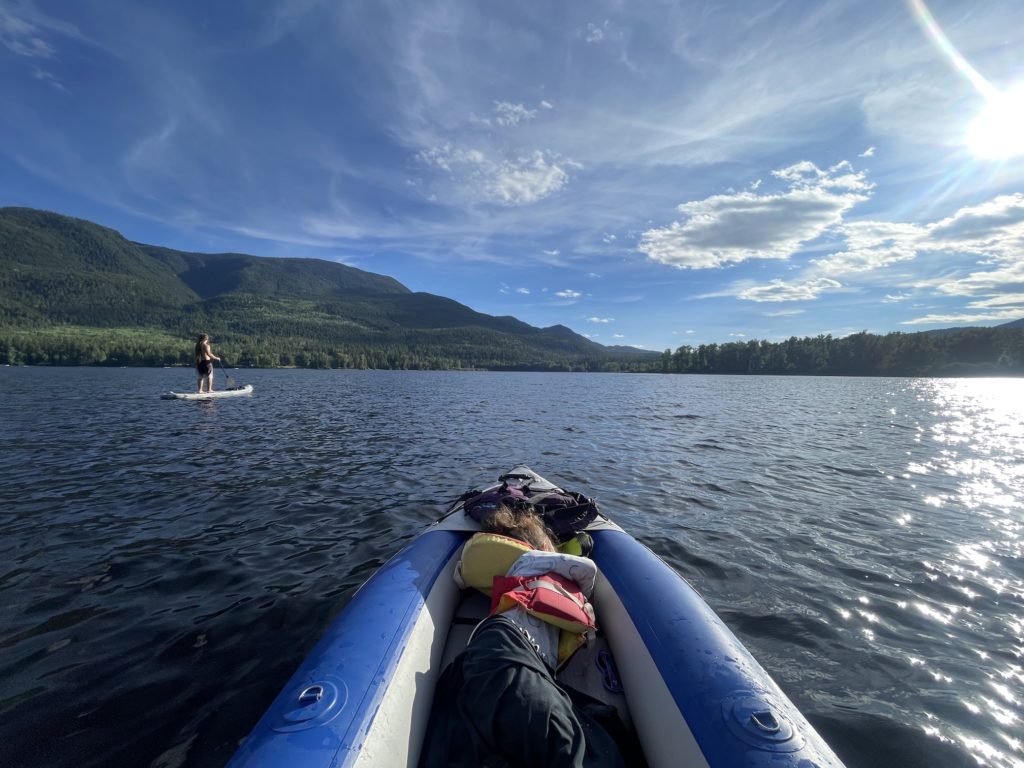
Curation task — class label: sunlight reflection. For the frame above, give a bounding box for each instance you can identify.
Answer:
[915,601,952,625]
[998,734,1021,754]
[960,735,1005,762]
[957,544,991,570]
[857,378,1020,763]
[988,681,1019,706]
[979,696,1017,727]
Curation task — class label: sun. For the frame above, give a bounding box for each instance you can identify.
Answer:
[966,83,1024,160]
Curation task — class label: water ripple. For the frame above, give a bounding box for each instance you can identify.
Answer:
[0,368,1021,768]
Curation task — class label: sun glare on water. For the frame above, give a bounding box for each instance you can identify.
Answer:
[966,83,1024,160]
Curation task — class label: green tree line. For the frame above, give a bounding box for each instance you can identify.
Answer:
[0,326,653,372]
[659,328,1024,377]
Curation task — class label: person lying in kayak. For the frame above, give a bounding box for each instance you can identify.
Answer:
[194,333,221,393]
[419,506,636,768]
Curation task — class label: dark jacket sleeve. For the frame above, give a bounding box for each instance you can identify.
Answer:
[419,617,630,768]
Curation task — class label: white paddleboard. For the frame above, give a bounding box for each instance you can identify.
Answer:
[161,384,254,400]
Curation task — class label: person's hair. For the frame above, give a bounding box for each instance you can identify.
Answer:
[479,505,556,551]
[194,333,209,365]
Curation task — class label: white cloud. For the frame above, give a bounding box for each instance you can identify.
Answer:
[730,181,1024,313]
[812,220,923,274]
[586,316,613,323]
[613,333,625,339]
[489,151,572,204]
[903,306,1024,326]
[764,309,806,317]
[738,277,842,303]
[927,193,1024,252]
[584,21,609,43]
[926,260,1024,297]
[543,249,560,256]
[556,289,582,299]
[494,101,538,127]
[638,161,873,269]
[969,293,1024,308]
[539,100,553,110]
[859,146,876,157]
[516,287,530,295]
[416,143,483,173]
[417,145,575,206]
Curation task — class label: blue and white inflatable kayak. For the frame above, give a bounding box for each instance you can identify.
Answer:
[228,466,844,767]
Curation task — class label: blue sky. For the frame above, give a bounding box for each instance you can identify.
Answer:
[2,0,1023,350]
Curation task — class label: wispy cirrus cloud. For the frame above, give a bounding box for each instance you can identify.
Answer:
[883,293,911,303]
[1,1,99,90]
[1,2,58,58]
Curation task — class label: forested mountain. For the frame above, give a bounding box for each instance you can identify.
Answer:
[2,207,1020,375]
[0,207,659,370]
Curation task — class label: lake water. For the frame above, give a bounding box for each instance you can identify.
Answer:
[1,367,1022,768]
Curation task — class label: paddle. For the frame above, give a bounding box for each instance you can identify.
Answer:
[218,358,238,389]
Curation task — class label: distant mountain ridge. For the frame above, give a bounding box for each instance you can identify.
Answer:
[0,207,658,370]
[923,318,1024,335]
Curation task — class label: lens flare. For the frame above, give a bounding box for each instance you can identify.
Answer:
[908,0,1024,159]
[907,0,996,98]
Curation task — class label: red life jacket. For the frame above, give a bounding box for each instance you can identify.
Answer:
[457,532,598,665]
[490,571,596,634]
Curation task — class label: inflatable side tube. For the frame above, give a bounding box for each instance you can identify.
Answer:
[228,529,465,768]
[591,529,844,768]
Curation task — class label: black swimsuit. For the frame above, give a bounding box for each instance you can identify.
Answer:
[197,360,213,376]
